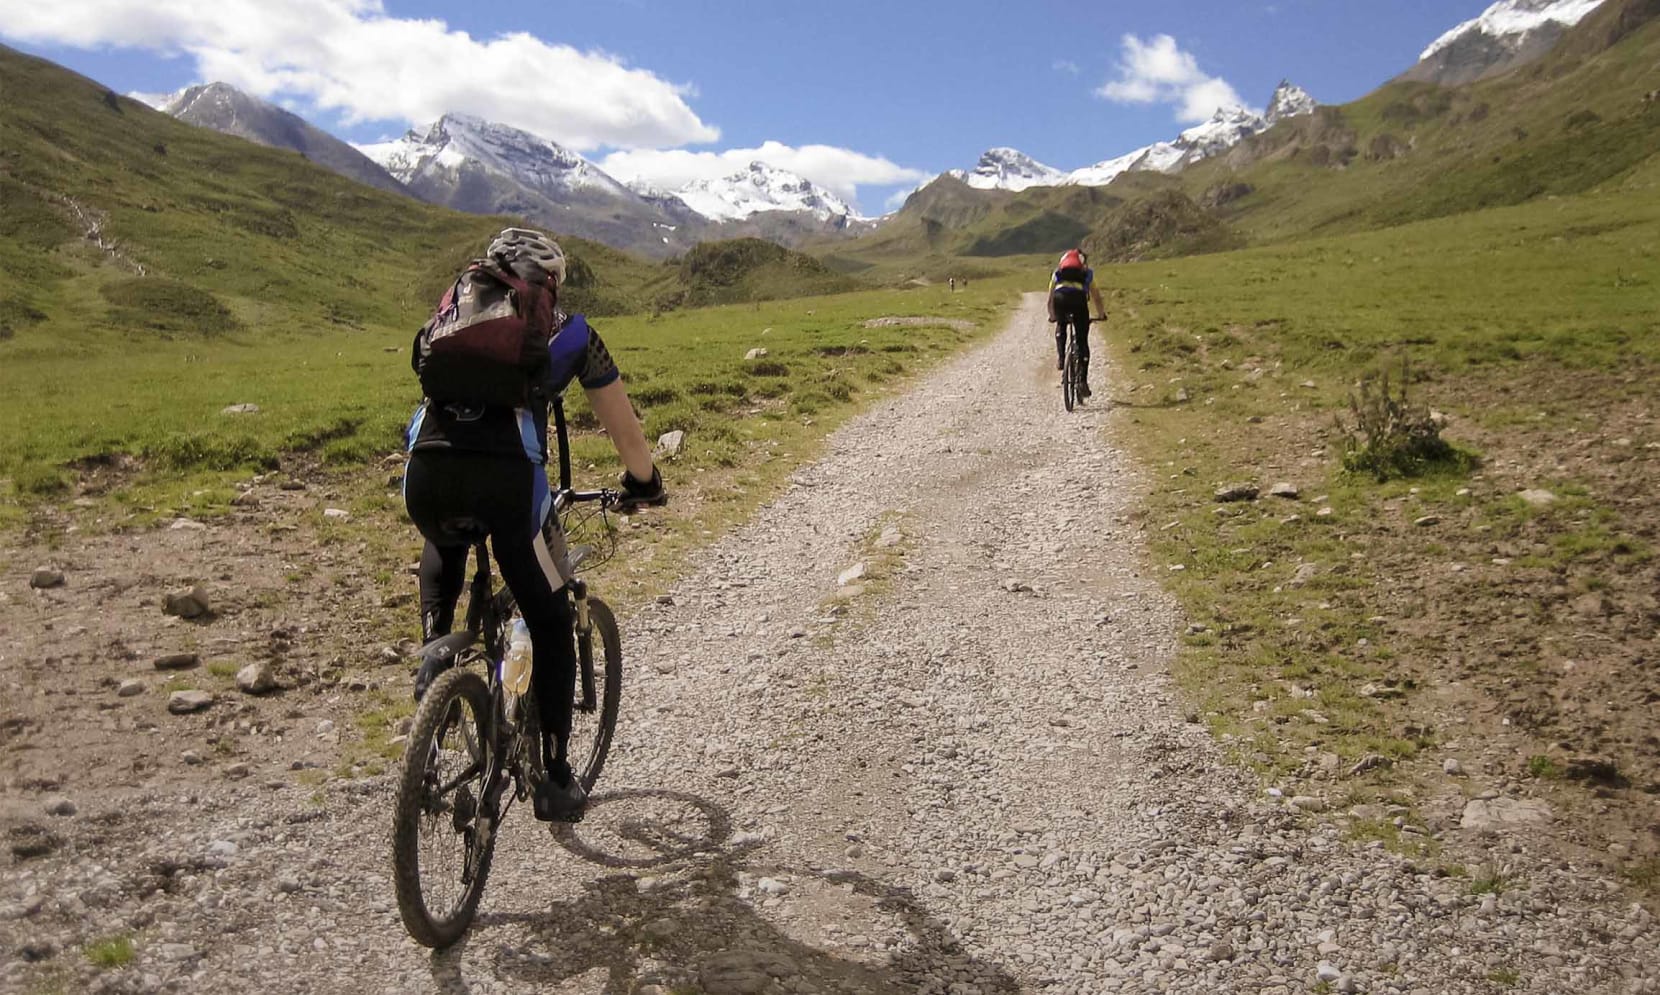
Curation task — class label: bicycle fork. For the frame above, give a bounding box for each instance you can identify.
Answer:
[571,578,597,712]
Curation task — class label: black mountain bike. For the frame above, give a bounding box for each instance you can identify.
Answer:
[391,399,625,948]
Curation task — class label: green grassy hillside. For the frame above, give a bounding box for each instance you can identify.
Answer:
[654,238,861,310]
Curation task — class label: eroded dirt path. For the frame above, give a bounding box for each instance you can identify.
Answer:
[2,295,1655,994]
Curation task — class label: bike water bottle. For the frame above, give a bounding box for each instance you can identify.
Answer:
[502,617,533,695]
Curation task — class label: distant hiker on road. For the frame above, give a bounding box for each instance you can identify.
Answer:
[403,227,666,822]
[1047,248,1106,398]
[949,276,956,292]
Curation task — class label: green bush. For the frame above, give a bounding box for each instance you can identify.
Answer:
[1338,362,1476,481]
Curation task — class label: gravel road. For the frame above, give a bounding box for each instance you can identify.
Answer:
[3,294,1654,994]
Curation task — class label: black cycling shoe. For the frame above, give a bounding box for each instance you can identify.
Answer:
[1079,381,1093,399]
[532,775,587,823]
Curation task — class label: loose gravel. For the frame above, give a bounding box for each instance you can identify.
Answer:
[2,294,1653,994]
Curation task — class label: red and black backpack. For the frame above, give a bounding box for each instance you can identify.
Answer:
[412,262,554,407]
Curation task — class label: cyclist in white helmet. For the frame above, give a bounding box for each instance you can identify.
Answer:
[404,227,665,822]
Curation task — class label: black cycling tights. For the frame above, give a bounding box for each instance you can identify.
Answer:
[1052,291,1091,368]
[404,451,576,778]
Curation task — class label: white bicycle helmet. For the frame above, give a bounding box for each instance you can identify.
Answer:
[487,227,567,287]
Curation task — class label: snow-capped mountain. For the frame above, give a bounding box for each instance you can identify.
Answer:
[1064,81,1318,187]
[358,114,637,203]
[1265,80,1318,125]
[948,148,1069,192]
[1403,0,1607,84]
[659,162,859,223]
[144,82,409,196]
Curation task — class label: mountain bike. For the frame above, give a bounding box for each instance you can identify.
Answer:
[391,399,625,949]
[1056,313,1103,413]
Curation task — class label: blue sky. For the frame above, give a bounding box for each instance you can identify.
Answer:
[0,0,1500,214]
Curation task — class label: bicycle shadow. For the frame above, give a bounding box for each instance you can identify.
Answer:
[428,788,1022,995]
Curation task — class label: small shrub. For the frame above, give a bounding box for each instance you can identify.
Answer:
[746,360,790,377]
[86,934,134,968]
[1526,754,1561,779]
[1338,361,1474,481]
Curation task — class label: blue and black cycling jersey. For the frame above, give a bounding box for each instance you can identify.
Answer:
[1050,266,1094,295]
[405,311,619,463]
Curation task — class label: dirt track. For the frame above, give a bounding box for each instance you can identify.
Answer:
[2,295,1655,994]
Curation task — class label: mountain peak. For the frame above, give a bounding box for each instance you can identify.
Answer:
[1408,0,1607,83]
[948,147,1067,192]
[1266,81,1318,124]
[673,162,856,222]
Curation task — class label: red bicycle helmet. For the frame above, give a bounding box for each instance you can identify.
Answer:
[1057,249,1085,270]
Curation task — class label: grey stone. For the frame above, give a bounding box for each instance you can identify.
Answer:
[162,584,211,619]
[1461,797,1553,830]
[220,403,260,415]
[43,797,76,817]
[29,568,65,590]
[153,653,201,671]
[1215,483,1259,503]
[654,430,685,459]
[167,690,214,714]
[236,660,278,695]
[1519,488,1557,507]
[744,347,769,360]
[117,678,145,697]
[1267,482,1300,499]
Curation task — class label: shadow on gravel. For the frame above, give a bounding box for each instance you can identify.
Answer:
[433,788,1021,995]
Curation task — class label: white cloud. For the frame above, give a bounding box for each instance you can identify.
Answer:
[601,142,928,203]
[1095,34,1248,124]
[0,0,718,150]
[1053,59,1080,75]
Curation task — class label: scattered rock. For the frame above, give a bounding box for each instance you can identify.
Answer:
[1444,758,1465,776]
[162,584,211,619]
[744,347,769,360]
[1289,563,1319,587]
[1348,754,1393,777]
[323,508,351,521]
[220,403,260,415]
[1289,795,1327,813]
[1564,756,1622,785]
[117,678,145,697]
[1519,488,1558,507]
[1267,482,1300,500]
[230,491,260,508]
[153,652,201,671]
[1214,483,1259,503]
[167,690,214,714]
[236,660,278,695]
[837,562,866,586]
[1461,796,1553,830]
[224,762,251,779]
[29,568,65,590]
[8,824,61,860]
[43,797,76,817]
[1413,514,1440,527]
[1316,962,1343,983]
[1001,579,1033,593]
[654,430,685,459]
[756,877,791,896]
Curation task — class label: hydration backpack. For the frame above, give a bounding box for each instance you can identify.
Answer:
[412,261,554,407]
[1055,249,1089,287]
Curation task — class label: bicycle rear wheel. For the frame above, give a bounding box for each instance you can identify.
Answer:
[568,596,623,791]
[391,667,499,948]
[1062,335,1078,412]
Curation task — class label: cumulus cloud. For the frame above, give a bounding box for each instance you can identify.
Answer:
[601,142,929,203]
[1095,34,1249,123]
[0,0,718,150]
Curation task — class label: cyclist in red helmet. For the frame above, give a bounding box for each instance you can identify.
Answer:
[1047,248,1106,398]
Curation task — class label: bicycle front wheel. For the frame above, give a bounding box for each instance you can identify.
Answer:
[391,667,499,948]
[569,596,623,791]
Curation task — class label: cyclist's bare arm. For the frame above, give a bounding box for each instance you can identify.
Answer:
[584,380,656,482]
[1089,284,1107,321]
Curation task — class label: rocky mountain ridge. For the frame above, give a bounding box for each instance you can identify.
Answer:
[1404,0,1608,84]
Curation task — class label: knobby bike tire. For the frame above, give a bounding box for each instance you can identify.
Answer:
[570,596,623,791]
[391,667,498,948]
[1063,337,1078,413]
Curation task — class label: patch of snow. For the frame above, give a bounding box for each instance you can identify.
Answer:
[1421,0,1606,61]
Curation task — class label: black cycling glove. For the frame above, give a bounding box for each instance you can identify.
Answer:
[616,466,667,510]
